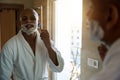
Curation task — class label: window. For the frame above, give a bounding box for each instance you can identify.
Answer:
[55,0,82,80]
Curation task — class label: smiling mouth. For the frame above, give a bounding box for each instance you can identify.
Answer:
[25,24,34,29]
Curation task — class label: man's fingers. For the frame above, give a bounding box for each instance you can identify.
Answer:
[40,30,50,40]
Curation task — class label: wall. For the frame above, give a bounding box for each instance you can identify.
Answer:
[34,0,55,40]
[81,0,103,80]
[0,0,33,8]
[34,0,48,29]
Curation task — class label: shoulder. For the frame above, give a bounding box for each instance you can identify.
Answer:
[103,39,120,69]
[2,35,18,50]
[104,39,120,62]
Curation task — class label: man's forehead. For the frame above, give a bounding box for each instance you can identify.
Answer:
[21,10,35,16]
[21,8,38,17]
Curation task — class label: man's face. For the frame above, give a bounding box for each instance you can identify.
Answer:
[87,0,108,41]
[20,9,39,35]
[20,10,38,28]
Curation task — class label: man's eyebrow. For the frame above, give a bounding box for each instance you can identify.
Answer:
[31,15,36,17]
[22,16,27,18]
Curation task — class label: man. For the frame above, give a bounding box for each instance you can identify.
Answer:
[87,0,120,80]
[0,8,64,80]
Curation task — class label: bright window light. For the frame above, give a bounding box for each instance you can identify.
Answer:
[55,0,82,80]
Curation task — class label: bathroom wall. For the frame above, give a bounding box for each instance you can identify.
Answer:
[81,0,103,80]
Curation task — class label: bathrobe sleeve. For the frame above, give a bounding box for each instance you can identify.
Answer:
[46,45,64,72]
[0,43,14,80]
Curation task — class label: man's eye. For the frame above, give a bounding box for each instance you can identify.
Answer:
[21,16,36,21]
[22,17,27,21]
[30,17,36,20]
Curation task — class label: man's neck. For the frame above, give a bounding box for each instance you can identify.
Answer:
[22,31,37,54]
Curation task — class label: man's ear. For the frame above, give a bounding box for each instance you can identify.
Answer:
[106,4,119,30]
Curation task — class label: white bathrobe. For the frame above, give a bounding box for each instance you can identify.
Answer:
[0,30,64,80]
[90,38,120,80]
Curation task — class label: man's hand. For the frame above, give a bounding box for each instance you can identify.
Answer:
[40,30,51,48]
[40,30,58,65]
[98,44,108,61]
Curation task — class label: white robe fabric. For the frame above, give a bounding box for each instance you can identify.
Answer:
[0,30,64,80]
[90,38,120,80]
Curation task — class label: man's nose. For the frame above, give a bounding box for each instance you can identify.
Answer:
[26,18,32,22]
